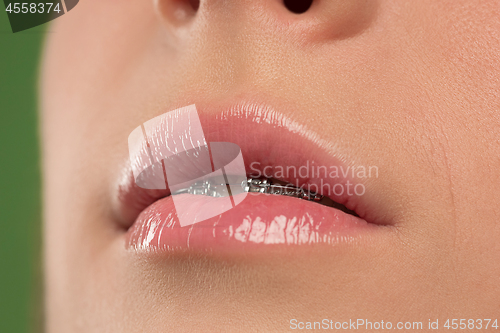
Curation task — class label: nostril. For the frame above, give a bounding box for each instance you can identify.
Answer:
[188,0,199,12]
[283,0,313,14]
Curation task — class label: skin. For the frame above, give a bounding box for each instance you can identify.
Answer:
[41,0,500,332]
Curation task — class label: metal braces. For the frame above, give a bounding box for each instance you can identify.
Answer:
[172,177,358,216]
[173,177,321,202]
[243,177,323,202]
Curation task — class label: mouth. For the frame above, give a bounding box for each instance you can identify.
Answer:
[113,101,391,254]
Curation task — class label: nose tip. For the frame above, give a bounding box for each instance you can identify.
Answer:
[156,0,379,41]
[156,0,315,23]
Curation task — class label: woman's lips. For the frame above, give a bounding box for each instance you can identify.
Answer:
[126,193,378,253]
[115,101,389,253]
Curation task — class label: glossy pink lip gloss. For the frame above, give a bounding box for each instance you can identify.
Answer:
[126,192,378,254]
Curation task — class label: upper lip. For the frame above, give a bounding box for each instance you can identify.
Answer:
[113,100,388,230]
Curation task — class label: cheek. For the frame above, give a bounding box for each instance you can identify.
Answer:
[40,0,162,185]
[41,0,159,117]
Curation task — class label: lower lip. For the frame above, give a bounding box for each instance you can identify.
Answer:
[126,193,379,254]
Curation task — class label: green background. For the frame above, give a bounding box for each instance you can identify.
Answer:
[0,8,44,333]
